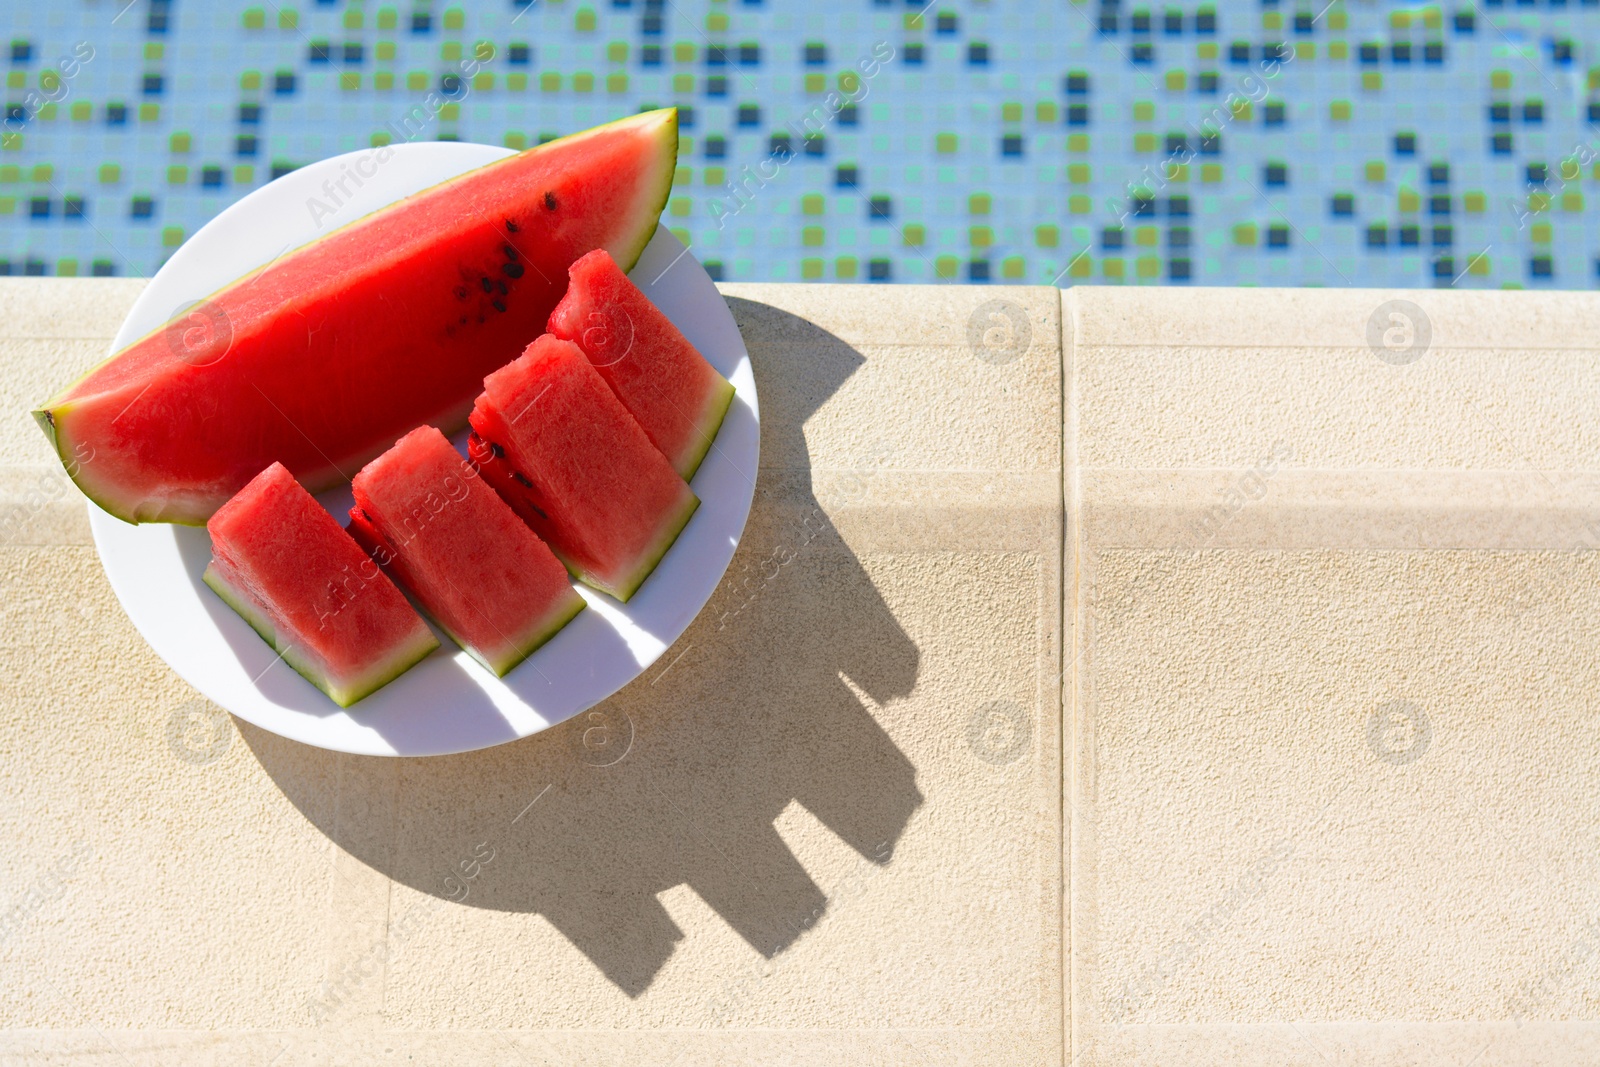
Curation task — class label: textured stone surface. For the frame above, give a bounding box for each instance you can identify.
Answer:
[10,278,1598,1065]
[0,281,1063,1064]
[1068,286,1600,1065]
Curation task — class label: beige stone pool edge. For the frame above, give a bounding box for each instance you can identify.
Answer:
[1068,287,1600,1067]
[0,281,1063,1067]
[4,281,1600,1065]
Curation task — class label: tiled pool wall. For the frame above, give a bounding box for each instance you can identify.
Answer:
[0,1,1594,287]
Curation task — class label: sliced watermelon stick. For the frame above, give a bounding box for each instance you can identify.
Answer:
[468,336,698,602]
[347,426,585,677]
[547,248,736,480]
[203,462,438,707]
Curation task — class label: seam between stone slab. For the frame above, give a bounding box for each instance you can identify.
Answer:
[315,754,398,1030]
[1050,286,1061,1067]
[1061,285,1079,1067]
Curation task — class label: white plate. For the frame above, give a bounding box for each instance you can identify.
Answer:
[88,142,758,757]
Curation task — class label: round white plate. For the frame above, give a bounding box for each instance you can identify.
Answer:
[89,142,758,757]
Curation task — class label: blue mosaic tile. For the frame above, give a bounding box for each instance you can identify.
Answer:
[0,1,1596,288]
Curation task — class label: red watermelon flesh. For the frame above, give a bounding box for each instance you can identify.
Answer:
[347,426,585,677]
[547,248,735,480]
[467,335,698,602]
[34,109,679,525]
[203,462,438,707]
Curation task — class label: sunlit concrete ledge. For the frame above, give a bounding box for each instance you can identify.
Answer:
[3,280,1600,1064]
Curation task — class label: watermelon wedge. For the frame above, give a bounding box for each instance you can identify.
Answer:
[547,249,736,480]
[467,335,698,602]
[34,109,679,525]
[203,462,438,707]
[347,426,585,677]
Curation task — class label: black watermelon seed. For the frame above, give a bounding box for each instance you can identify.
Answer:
[505,218,519,232]
[453,286,467,300]
[532,504,548,519]
[488,441,505,459]
[502,262,524,278]
[543,191,557,210]
[458,316,467,325]
[512,471,533,488]
[494,279,508,295]
[479,277,493,293]
[502,243,519,260]
[492,298,507,313]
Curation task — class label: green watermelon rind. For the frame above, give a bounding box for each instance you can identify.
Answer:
[574,488,700,603]
[33,108,681,527]
[607,107,679,275]
[348,500,588,680]
[677,373,737,482]
[202,562,439,707]
[31,408,98,525]
[472,590,588,677]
